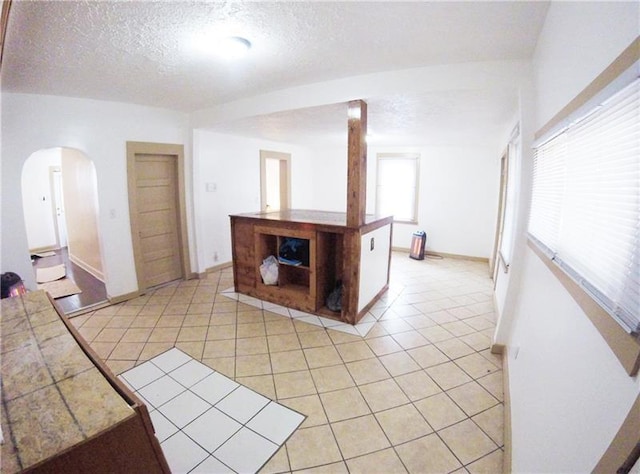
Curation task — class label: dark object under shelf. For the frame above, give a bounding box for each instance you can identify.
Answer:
[326,280,343,312]
[279,237,309,267]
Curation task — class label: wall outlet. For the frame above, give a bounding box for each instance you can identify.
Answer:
[213,252,219,262]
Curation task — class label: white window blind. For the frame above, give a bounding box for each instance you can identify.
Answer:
[376,153,420,223]
[529,78,640,334]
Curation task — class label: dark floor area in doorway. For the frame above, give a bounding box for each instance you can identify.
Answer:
[32,247,107,314]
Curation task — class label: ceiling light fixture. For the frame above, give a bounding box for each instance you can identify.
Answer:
[216,36,251,60]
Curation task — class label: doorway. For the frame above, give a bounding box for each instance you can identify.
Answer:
[51,167,68,248]
[127,142,190,292]
[260,150,291,212]
[21,147,107,314]
[490,150,509,280]
[491,126,520,284]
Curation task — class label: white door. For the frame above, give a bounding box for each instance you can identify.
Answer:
[51,168,68,248]
[265,158,281,211]
[260,150,291,212]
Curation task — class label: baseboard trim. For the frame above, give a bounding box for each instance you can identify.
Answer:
[205,261,233,273]
[391,247,489,263]
[108,291,141,305]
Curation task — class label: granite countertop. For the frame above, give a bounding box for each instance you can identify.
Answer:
[1,291,134,473]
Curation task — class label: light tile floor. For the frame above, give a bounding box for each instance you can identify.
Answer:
[71,252,504,473]
[119,348,305,473]
[218,289,381,337]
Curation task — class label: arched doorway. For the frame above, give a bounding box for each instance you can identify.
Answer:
[21,147,107,314]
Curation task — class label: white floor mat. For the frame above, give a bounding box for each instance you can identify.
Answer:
[35,264,66,283]
[119,348,305,473]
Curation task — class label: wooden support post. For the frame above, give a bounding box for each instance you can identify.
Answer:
[341,229,361,324]
[346,100,367,228]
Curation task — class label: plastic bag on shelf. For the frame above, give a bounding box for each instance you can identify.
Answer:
[259,255,279,285]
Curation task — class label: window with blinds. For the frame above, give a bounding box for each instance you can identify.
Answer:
[529,78,639,335]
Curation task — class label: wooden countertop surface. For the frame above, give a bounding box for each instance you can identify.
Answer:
[230,209,392,229]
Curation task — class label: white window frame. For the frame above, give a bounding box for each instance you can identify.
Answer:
[375,153,420,224]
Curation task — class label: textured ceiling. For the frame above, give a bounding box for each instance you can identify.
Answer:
[211,89,519,146]
[3,1,549,145]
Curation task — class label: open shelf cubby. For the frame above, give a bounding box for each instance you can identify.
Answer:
[253,226,316,311]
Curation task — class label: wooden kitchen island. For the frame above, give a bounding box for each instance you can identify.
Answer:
[230,209,393,325]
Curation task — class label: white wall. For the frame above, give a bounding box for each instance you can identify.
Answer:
[306,144,348,213]
[269,141,501,259]
[509,250,639,472]
[21,148,61,250]
[533,1,640,128]
[358,223,391,312]
[367,145,500,258]
[2,93,190,296]
[498,3,640,472]
[192,130,315,271]
[61,148,103,280]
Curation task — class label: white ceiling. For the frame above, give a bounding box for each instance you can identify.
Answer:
[2,1,550,146]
